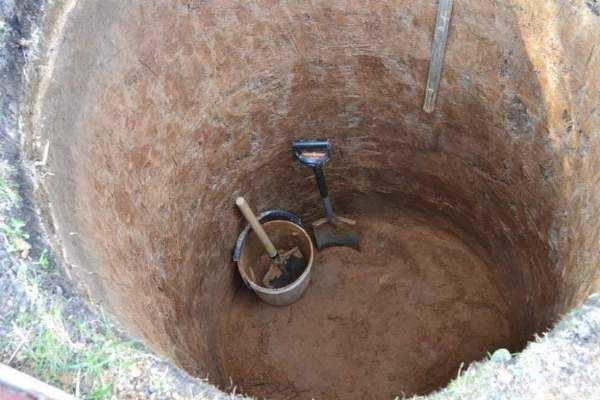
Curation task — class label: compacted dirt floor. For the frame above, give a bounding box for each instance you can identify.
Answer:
[218,211,517,400]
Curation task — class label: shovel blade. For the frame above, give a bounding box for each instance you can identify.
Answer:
[263,247,307,289]
[313,218,360,251]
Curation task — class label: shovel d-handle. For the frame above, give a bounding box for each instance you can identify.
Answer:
[292,139,331,167]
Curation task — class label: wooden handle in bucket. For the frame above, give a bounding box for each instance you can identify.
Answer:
[236,197,278,258]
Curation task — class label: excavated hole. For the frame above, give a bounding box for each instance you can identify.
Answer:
[30,1,599,399]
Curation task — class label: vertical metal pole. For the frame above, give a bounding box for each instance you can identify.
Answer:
[423,0,454,113]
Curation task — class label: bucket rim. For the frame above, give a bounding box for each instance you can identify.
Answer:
[232,209,304,262]
[235,218,314,294]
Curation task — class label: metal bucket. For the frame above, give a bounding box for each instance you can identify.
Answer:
[232,210,314,306]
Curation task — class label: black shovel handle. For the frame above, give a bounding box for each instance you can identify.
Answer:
[311,166,329,199]
[292,140,331,199]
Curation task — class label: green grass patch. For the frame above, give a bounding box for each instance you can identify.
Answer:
[2,234,139,399]
[9,302,139,399]
[0,172,20,209]
[34,248,55,272]
[0,20,9,47]
[1,218,32,256]
[0,161,142,400]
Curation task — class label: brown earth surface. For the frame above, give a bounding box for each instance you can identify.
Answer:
[218,213,517,399]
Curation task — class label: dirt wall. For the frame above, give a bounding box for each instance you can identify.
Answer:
[18,0,600,396]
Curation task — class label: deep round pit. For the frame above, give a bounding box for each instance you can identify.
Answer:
[26,1,599,399]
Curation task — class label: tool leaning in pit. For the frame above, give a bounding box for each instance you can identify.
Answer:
[235,197,306,289]
[292,139,360,251]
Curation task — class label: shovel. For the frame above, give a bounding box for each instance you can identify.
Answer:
[235,197,306,288]
[292,139,360,251]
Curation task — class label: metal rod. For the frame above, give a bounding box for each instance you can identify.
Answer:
[423,0,454,113]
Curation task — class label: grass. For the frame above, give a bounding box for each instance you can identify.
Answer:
[0,172,31,257]
[0,20,9,47]
[4,256,141,399]
[0,174,20,208]
[34,248,55,272]
[1,217,31,256]
[0,162,141,399]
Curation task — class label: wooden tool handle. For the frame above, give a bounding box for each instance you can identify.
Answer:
[236,197,278,258]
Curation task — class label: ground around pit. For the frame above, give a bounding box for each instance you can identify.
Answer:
[1,1,600,399]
